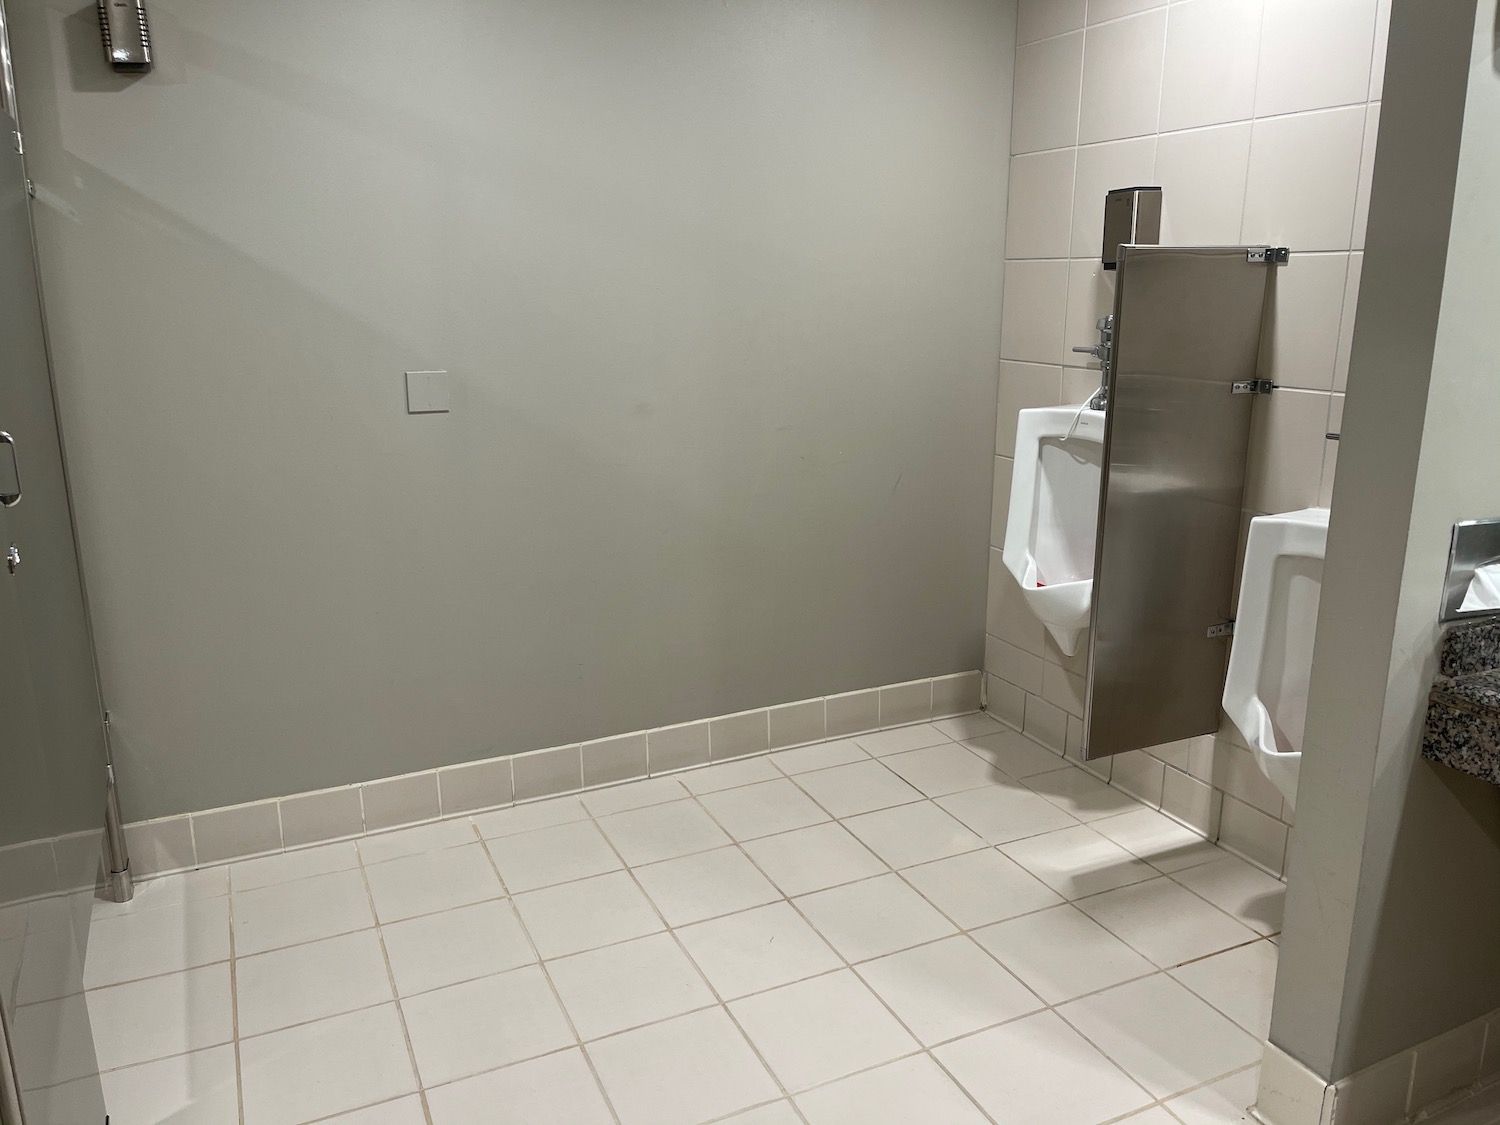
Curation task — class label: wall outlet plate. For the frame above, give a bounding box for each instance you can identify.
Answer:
[405,370,450,414]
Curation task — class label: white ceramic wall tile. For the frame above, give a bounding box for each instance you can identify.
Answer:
[710,710,770,760]
[879,681,932,725]
[932,672,983,717]
[512,744,584,801]
[1007,150,1078,258]
[438,759,513,822]
[825,689,880,737]
[1255,0,1379,117]
[1012,32,1085,154]
[988,636,1044,694]
[1211,742,1285,819]
[1261,253,1350,391]
[1063,259,1116,372]
[648,721,712,773]
[1111,751,1167,808]
[122,819,194,879]
[1018,0,1086,46]
[768,699,825,749]
[1352,101,1380,250]
[1158,0,1264,132]
[987,674,1028,728]
[1079,10,1167,144]
[1023,694,1069,752]
[361,773,440,832]
[989,552,1048,653]
[280,787,365,847]
[1244,388,1331,515]
[1071,137,1158,258]
[1161,766,1224,838]
[1334,253,1364,392]
[581,732,649,787]
[996,361,1064,458]
[1242,107,1366,251]
[1156,123,1253,245]
[1041,663,1087,718]
[1218,795,1289,874]
[192,803,282,866]
[1334,1050,1415,1125]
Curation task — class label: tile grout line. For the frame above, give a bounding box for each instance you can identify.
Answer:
[581,785,815,1122]
[472,820,626,1125]
[352,840,435,1125]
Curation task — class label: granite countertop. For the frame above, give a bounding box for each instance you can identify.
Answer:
[1422,621,1500,784]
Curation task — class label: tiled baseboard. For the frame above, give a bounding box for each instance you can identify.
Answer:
[121,672,983,880]
[985,671,1298,878]
[0,828,104,905]
[1257,1013,1500,1125]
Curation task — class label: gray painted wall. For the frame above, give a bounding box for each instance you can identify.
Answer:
[8,0,1015,820]
[1270,0,1500,1081]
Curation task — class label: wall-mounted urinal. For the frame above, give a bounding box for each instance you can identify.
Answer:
[1002,405,1107,657]
[1222,507,1330,809]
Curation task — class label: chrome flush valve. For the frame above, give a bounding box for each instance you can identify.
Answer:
[1071,314,1113,411]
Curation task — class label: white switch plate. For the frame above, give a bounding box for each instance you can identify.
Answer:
[405,370,450,414]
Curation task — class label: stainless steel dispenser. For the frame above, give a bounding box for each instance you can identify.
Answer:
[1101,187,1161,270]
[97,0,152,72]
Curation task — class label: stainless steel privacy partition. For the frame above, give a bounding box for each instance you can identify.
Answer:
[1082,245,1276,758]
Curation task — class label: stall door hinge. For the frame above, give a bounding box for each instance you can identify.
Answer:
[1246,246,1290,264]
[1206,621,1236,639]
[11,129,22,154]
[1232,379,1275,396]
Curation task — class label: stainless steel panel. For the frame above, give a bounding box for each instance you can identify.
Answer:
[1440,517,1500,622]
[1083,245,1272,758]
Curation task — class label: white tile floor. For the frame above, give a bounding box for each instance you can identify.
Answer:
[6,712,1285,1125]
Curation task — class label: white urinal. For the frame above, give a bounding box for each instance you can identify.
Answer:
[1222,507,1330,809]
[1002,405,1107,657]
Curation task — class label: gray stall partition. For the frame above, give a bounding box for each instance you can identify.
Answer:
[1083,245,1277,758]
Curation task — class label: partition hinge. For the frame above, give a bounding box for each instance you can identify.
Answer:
[1231,379,1274,396]
[11,129,21,154]
[25,178,35,197]
[1246,246,1290,264]
[1207,621,1236,639]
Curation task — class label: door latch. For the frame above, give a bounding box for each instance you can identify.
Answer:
[6,544,19,574]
